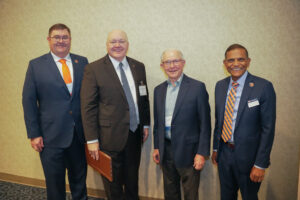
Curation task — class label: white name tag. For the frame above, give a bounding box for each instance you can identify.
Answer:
[139,85,147,96]
[248,99,259,108]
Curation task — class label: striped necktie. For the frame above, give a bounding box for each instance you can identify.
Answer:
[221,82,239,142]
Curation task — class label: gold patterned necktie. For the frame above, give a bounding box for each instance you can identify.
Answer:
[59,59,72,84]
[221,82,239,142]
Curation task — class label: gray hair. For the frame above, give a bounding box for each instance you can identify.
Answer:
[161,49,184,62]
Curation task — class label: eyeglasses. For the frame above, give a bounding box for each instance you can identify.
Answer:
[225,57,248,63]
[50,35,70,42]
[162,59,184,66]
[109,40,127,45]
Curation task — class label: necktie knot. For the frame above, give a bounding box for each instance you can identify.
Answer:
[232,82,239,89]
[119,62,123,68]
[59,59,66,65]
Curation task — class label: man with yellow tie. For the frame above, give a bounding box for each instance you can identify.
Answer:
[22,23,88,200]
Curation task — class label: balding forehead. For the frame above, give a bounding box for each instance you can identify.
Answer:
[107,30,128,42]
[161,49,183,61]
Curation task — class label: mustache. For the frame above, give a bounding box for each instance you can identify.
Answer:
[55,43,67,47]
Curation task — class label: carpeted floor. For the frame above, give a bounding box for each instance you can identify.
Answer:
[0,180,104,200]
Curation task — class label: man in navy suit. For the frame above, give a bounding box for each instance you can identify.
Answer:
[153,49,211,200]
[22,23,88,200]
[212,44,276,200]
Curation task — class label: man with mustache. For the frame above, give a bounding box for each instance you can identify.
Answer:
[81,30,150,200]
[212,44,276,200]
[22,23,88,200]
[153,49,211,200]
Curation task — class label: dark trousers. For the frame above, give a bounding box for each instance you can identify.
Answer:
[218,142,261,200]
[161,140,200,200]
[40,132,87,200]
[102,129,142,200]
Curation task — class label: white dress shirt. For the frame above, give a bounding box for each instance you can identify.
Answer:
[50,52,73,94]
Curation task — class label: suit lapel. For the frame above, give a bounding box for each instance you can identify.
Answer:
[104,55,127,102]
[159,82,168,125]
[70,54,79,99]
[46,53,70,96]
[235,73,253,129]
[172,75,189,122]
[127,57,139,102]
[219,77,231,127]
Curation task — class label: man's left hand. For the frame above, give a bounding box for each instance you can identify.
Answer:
[193,154,205,170]
[250,166,265,182]
[143,127,149,142]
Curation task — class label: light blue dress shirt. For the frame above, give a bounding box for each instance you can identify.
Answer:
[165,74,183,139]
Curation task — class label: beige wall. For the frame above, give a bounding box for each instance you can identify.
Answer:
[0,0,299,199]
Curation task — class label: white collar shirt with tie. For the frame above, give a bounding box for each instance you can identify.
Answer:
[109,55,140,124]
[51,52,73,94]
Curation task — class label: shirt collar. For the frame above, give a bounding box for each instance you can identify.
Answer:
[50,52,71,62]
[109,55,128,71]
[167,73,184,87]
[230,71,248,87]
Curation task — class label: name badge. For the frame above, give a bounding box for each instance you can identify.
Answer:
[139,85,147,96]
[248,99,259,108]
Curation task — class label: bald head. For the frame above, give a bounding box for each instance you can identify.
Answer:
[106,30,129,61]
[106,30,128,44]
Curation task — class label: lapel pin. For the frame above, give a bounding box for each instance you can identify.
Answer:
[75,59,78,63]
[249,82,254,87]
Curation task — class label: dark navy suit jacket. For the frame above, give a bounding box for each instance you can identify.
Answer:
[22,52,88,148]
[213,72,276,173]
[153,74,211,168]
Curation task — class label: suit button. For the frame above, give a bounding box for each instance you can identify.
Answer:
[69,111,72,115]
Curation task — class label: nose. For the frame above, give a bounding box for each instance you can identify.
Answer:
[233,59,239,66]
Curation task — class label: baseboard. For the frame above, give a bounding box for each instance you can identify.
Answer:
[0,172,162,200]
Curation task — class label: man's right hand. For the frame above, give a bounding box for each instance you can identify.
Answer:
[87,142,100,160]
[211,151,218,165]
[30,137,44,152]
[152,149,160,164]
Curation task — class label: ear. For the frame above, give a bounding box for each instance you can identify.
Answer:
[247,58,251,68]
[47,36,51,42]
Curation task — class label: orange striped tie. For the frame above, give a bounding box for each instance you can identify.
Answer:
[221,82,239,142]
[59,59,72,84]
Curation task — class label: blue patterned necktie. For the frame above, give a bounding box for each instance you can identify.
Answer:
[119,62,138,132]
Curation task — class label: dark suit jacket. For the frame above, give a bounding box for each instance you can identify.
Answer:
[153,74,211,168]
[22,52,88,148]
[80,55,150,152]
[213,72,276,173]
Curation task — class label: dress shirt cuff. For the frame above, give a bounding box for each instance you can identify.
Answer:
[87,139,98,144]
[254,165,266,170]
[213,149,218,152]
[143,125,150,129]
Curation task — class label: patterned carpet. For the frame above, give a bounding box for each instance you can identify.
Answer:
[0,180,103,200]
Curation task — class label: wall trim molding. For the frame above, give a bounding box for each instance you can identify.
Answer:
[0,172,162,200]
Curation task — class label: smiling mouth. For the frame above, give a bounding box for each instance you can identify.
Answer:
[231,67,243,71]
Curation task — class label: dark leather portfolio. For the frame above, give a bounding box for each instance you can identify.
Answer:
[85,144,113,182]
